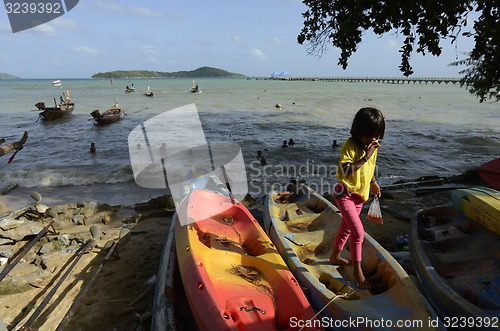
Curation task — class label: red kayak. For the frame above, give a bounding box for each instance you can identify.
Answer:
[479,158,500,190]
[175,189,321,331]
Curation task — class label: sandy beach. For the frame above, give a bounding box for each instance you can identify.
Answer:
[0,176,479,330]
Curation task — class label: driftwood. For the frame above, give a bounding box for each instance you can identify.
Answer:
[0,131,28,157]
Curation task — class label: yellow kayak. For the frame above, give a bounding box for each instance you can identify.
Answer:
[264,183,444,330]
[451,187,500,236]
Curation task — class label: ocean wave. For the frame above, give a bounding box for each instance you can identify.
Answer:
[0,167,134,188]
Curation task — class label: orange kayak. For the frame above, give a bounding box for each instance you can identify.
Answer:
[175,189,321,331]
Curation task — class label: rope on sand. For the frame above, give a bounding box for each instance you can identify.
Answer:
[298,290,352,331]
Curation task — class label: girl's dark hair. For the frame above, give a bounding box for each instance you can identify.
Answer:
[350,107,385,140]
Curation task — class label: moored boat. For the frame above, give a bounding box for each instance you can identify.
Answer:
[145,86,154,97]
[90,104,124,125]
[264,183,443,330]
[410,205,500,321]
[175,188,320,331]
[125,84,136,93]
[190,80,201,93]
[36,90,74,121]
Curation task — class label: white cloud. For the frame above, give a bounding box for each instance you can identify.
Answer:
[94,0,124,14]
[131,7,163,19]
[0,23,11,33]
[71,45,105,55]
[52,18,79,30]
[147,56,158,64]
[232,35,244,45]
[93,1,161,19]
[384,39,399,51]
[249,49,268,61]
[32,24,57,36]
[14,18,77,37]
[167,11,185,21]
[138,45,159,56]
[272,37,287,47]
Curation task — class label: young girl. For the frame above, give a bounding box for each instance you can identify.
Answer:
[330,107,385,289]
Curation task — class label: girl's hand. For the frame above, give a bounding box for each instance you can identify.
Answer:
[365,139,380,159]
[370,181,381,198]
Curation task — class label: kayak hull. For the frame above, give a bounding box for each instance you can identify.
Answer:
[175,189,319,331]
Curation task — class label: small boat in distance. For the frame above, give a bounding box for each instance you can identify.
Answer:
[90,104,124,125]
[145,86,154,97]
[36,90,74,121]
[189,80,201,93]
[125,82,136,93]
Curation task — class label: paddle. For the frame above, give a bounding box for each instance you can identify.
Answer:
[381,176,445,190]
[0,208,57,282]
[56,230,121,331]
[1,130,28,160]
[7,150,18,163]
[0,191,42,221]
[220,165,232,194]
[21,226,99,330]
[381,159,497,196]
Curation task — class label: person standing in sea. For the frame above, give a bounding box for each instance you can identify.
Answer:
[329,107,384,289]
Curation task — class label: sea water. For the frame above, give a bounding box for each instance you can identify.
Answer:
[0,78,498,195]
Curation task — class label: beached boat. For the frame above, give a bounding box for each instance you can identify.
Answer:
[90,104,124,125]
[175,188,320,331]
[36,91,74,121]
[263,183,443,329]
[152,213,198,331]
[451,187,500,236]
[410,206,500,321]
[152,170,229,330]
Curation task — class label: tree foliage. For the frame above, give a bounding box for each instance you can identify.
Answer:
[297,0,499,102]
[92,67,246,79]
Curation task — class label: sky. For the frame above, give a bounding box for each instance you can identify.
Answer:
[0,0,479,79]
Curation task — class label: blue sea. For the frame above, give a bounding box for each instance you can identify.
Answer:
[0,78,498,204]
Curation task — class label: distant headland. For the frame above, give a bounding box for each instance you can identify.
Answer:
[91,66,247,79]
[0,73,21,80]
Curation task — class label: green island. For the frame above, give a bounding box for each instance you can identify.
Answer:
[91,66,247,79]
[0,73,21,80]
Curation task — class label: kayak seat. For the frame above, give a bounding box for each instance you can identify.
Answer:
[199,231,246,255]
[245,239,275,256]
[195,212,275,257]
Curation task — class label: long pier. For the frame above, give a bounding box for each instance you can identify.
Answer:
[260,77,461,84]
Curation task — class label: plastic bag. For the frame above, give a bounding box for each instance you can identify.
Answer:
[367,196,383,223]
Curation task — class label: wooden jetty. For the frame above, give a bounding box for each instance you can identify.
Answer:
[261,76,461,85]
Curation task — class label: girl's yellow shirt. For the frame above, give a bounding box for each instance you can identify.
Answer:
[336,137,378,202]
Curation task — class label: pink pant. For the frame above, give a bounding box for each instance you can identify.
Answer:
[333,193,365,262]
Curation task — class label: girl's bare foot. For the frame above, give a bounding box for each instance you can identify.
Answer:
[329,255,352,266]
[353,263,371,289]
